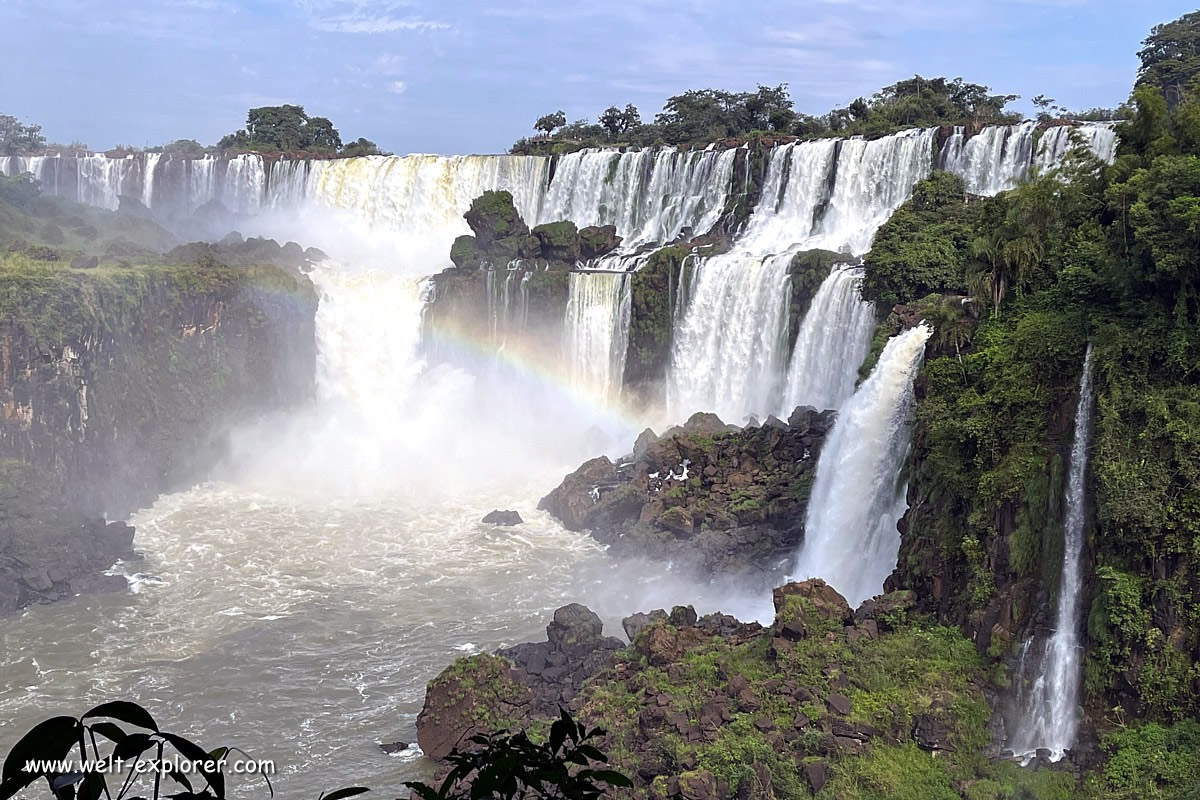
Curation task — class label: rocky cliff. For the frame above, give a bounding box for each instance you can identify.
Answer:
[0,241,318,613]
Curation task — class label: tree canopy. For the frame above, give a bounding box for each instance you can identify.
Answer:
[218,106,384,155]
[1137,11,1200,108]
[513,76,1026,152]
[0,114,47,156]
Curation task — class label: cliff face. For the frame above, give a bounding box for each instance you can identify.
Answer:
[0,258,317,613]
[0,261,318,518]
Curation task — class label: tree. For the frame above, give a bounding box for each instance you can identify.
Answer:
[534,110,567,136]
[341,138,387,157]
[0,114,47,155]
[301,116,342,151]
[598,104,641,139]
[1137,11,1200,108]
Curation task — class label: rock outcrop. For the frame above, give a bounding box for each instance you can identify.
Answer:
[415,582,1012,799]
[539,407,836,578]
[0,461,135,615]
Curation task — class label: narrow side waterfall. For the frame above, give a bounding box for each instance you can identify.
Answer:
[564,271,633,402]
[779,266,876,414]
[1009,345,1096,762]
[791,324,932,606]
[486,268,531,346]
[1033,122,1119,173]
[667,253,793,422]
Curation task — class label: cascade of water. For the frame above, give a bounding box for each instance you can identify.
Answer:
[485,267,531,346]
[791,324,931,607]
[1033,122,1119,173]
[667,253,793,422]
[943,122,1036,196]
[538,148,736,249]
[140,153,162,209]
[1009,345,1096,762]
[564,271,633,403]
[779,266,876,415]
[221,154,266,214]
[667,128,934,423]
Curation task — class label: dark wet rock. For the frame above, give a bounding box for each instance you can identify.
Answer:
[378,741,409,755]
[578,225,622,260]
[623,609,669,641]
[532,221,580,262]
[69,255,100,269]
[913,713,956,752]
[481,509,523,526]
[826,693,853,716]
[539,407,836,580]
[803,759,830,793]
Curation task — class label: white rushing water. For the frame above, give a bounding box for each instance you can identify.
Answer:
[791,324,932,606]
[564,271,633,402]
[668,128,935,423]
[1009,345,1096,762]
[0,254,773,795]
[779,266,877,415]
[940,122,1036,196]
[539,148,737,250]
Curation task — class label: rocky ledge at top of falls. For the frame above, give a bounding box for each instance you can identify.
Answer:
[538,406,836,579]
[413,580,1054,799]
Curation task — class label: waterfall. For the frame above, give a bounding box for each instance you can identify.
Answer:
[667,128,934,423]
[941,122,1036,196]
[791,324,931,607]
[538,148,736,248]
[667,253,793,422]
[1009,345,1096,762]
[564,271,632,403]
[1033,122,1119,173]
[779,266,876,414]
[485,267,531,346]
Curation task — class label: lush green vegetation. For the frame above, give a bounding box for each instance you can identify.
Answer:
[217,105,387,156]
[512,75,1118,153]
[0,113,47,155]
[869,10,1200,728]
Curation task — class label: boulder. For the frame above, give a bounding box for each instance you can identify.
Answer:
[378,741,409,755]
[464,191,528,247]
[546,603,603,651]
[70,255,100,269]
[532,221,580,262]
[622,609,669,642]
[803,760,830,794]
[481,509,523,526]
[416,654,533,760]
[579,225,622,260]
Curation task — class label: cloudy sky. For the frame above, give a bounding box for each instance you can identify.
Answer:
[0,0,1194,154]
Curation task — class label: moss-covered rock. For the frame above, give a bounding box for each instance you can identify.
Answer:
[538,407,836,579]
[414,585,1075,800]
[449,234,479,270]
[415,653,533,760]
[623,245,690,405]
[532,220,581,262]
[464,190,528,247]
[579,225,622,260]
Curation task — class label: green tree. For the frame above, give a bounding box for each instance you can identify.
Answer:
[534,110,567,136]
[0,114,47,155]
[301,116,342,151]
[1137,11,1200,108]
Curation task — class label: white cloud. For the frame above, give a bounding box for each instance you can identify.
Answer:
[311,14,448,33]
[388,80,408,94]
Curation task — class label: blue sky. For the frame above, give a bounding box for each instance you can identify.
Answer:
[1,0,1195,154]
